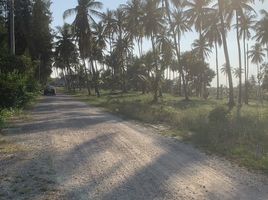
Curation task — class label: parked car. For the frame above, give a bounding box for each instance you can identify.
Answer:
[44,85,56,96]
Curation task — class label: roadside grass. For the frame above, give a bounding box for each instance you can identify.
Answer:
[0,109,21,130]
[0,93,41,151]
[0,92,41,129]
[69,89,268,174]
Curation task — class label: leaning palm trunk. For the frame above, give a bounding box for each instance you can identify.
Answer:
[236,11,242,106]
[218,0,235,107]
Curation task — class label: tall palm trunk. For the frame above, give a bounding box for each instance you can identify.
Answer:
[83,59,91,95]
[257,62,260,94]
[151,33,159,102]
[140,37,143,56]
[9,0,15,54]
[236,11,242,106]
[199,31,205,98]
[67,64,74,91]
[218,0,235,107]
[247,44,249,81]
[164,0,188,100]
[90,59,100,97]
[137,38,142,58]
[243,31,248,104]
[215,42,220,99]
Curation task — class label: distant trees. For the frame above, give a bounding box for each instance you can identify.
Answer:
[57,0,268,105]
[54,24,79,91]
[63,0,103,96]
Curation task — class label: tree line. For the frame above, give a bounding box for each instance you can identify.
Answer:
[56,0,268,107]
[0,0,53,108]
[1,0,268,108]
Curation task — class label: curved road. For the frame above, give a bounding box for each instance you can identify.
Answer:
[0,94,267,200]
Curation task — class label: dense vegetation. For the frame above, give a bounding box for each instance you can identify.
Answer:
[55,0,268,107]
[0,0,53,127]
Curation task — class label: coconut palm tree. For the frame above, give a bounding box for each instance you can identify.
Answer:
[192,38,212,98]
[171,8,191,99]
[237,12,256,104]
[221,63,233,87]
[184,0,213,60]
[156,31,174,96]
[254,9,268,60]
[184,0,213,98]
[113,8,126,42]
[233,67,244,79]
[216,0,235,107]
[203,10,223,99]
[90,21,107,97]
[142,0,164,102]
[122,0,144,57]
[113,35,134,92]
[54,23,79,91]
[249,43,265,85]
[192,38,212,61]
[101,9,117,54]
[63,0,103,95]
[226,0,255,105]
[161,0,189,100]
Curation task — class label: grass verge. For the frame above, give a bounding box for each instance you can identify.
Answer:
[0,93,41,132]
[69,89,268,174]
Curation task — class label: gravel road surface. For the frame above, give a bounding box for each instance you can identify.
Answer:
[0,94,267,200]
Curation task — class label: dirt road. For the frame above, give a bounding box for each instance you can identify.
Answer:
[0,95,267,200]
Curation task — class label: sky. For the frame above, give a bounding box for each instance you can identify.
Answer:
[50,0,268,87]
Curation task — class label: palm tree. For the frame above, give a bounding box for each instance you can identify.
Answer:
[142,0,164,102]
[249,43,265,87]
[185,0,212,59]
[101,9,117,54]
[122,0,144,57]
[192,38,212,98]
[156,31,174,96]
[90,21,107,97]
[254,9,268,60]
[237,12,256,104]
[54,23,79,91]
[233,67,244,78]
[185,0,213,98]
[161,0,189,100]
[192,38,212,61]
[92,21,106,58]
[203,10,222,99]
[63,0,103,95]
[114,35,134,92]
[216,0,235,107]
[227,0,255,105]
[171,8,191,99]
[221,64,233,88]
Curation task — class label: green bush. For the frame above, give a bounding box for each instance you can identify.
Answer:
[0,72,26,108]
[0,53,39,109]
[208,106,229,123]
[0,109,16,129]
